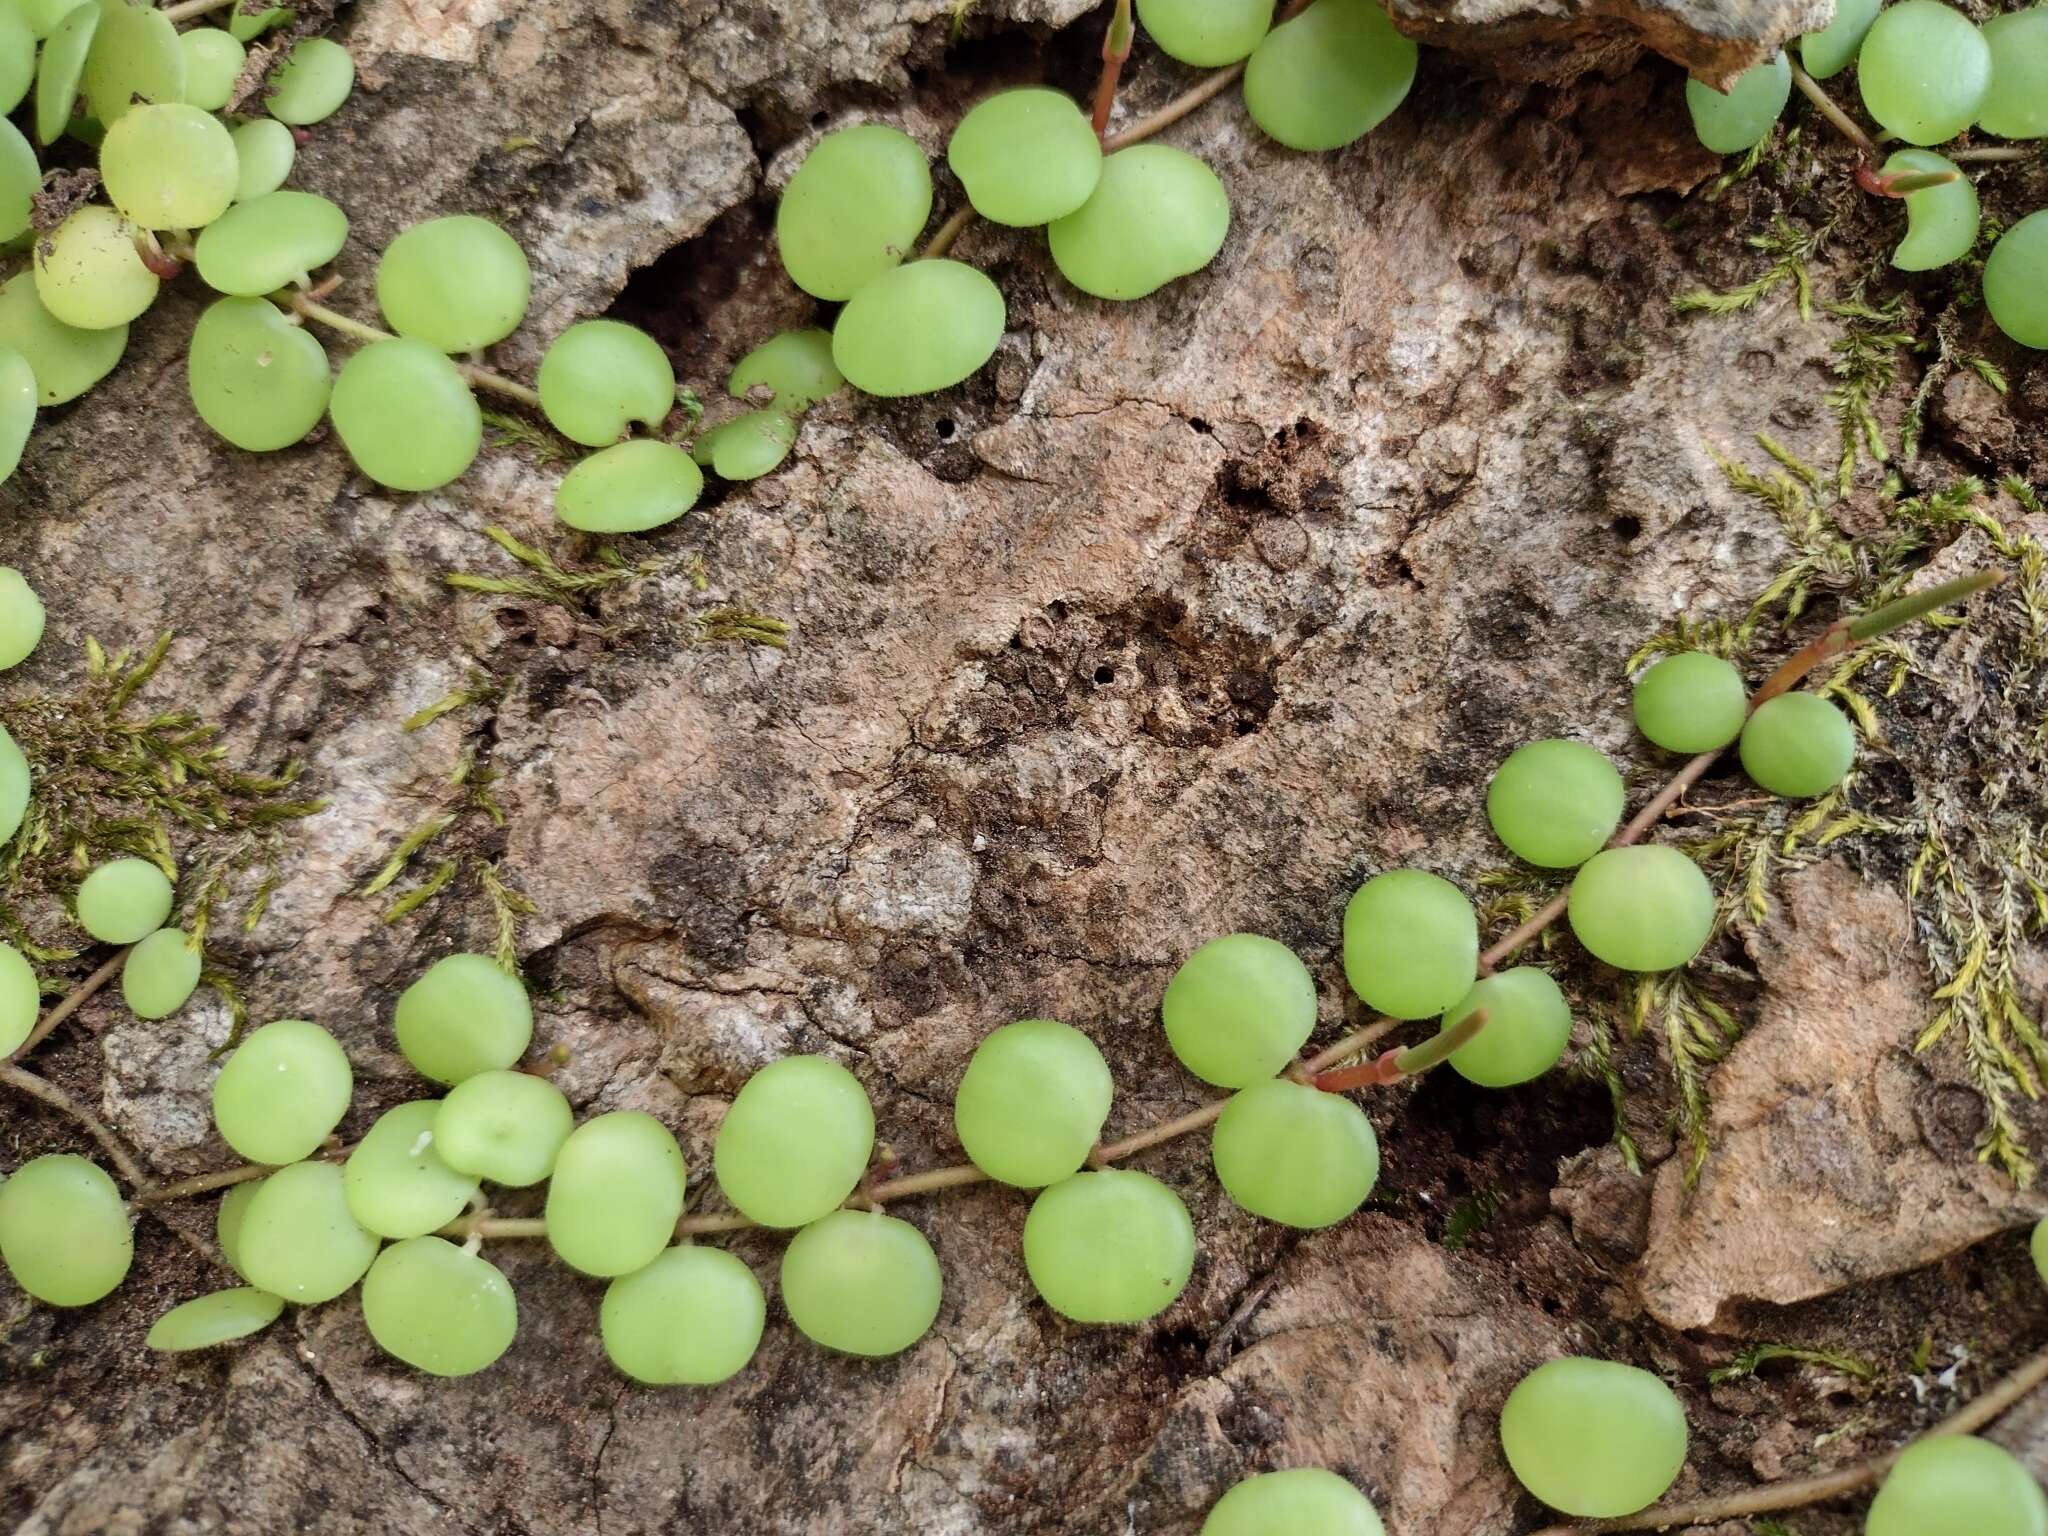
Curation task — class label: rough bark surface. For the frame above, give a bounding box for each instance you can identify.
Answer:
[3,1,2047,1534]
[1639,862,2048,1332]
[1387,0,1832,87]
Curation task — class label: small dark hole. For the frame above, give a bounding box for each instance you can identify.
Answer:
[1189,417,1212,434]
[1093,664,1114,684]
[1047,599,1068,620]
[935,417,955,440]
[810,110,828,127]
[1611,514,1643,540]
[1234,718,1256,736]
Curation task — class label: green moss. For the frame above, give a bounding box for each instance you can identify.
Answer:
[362,635,536,965]
[1441,1186,1503,1249]
[1625,970,1742,1184]
[1822,298,1912,492]
[1628,460,2048,1182]
[403,672,499,734]
[0,633,323,965]
[1673,216,1837,322]
[445,525,667,609]
[1707,1342,1875,1384]
[1574,1008,1642,1175]
[695,607,791,649]
[479,409,576,466]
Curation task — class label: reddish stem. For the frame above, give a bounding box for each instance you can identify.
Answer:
[1855,161,1963,198]
[1315,1008,1490,1091]
[1313,1050,1405,1092]
[135,235,183,280]
[1090,0,1135,140]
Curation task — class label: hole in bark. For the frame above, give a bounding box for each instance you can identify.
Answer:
[1611,514,1642,541]
[1094,664,1114,684]
[607,196,808,390]
[935,417,955,440]
[1190,417,1212,434]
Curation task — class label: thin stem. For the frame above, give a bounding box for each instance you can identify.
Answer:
[1313,1009,1489,1092]
[135,1136,356,1204]
[1092,1100,1229,1165]
[454,365,539,410]
[439,1215,546,1240]
[135,232,184,280]
[1791,63,1879,158]
[284,295,390,347]
[1102,62,1244,151]
[869,1162,990,1200]
[1858,164,1963,197]
[1098,0,1309,152]
[1949,145,2039,163]
[137,1162,272,1203]
[10,947,130,1061]
[0,1063,154,1193]
[677,1210,761,1236]
[1090,0,1136,140]
[921,204,976,261]
[1531,1342,2048,1535]
[1322,568,2002,1017]
[920,48,1252,258]
[160,0,238,19]
[281,294,543,408]
[1297,1012,1405,1078]
[1479,891,1570,971]
[1393,1006,1487,1076]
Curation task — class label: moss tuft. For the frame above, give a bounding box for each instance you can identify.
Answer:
[0,634,323,966]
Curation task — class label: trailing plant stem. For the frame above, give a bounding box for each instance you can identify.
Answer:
[923,204,976,260]
[1090,0,1136,140]
[1103,64,1245,151]
[136,1138,357,1203]
[0,1064,153,1192]
[919,0,1310,260]
[9,947,129,1061]
[1948,145,2039,163]
[1790,63,1879,158]
[283,295,543,408]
